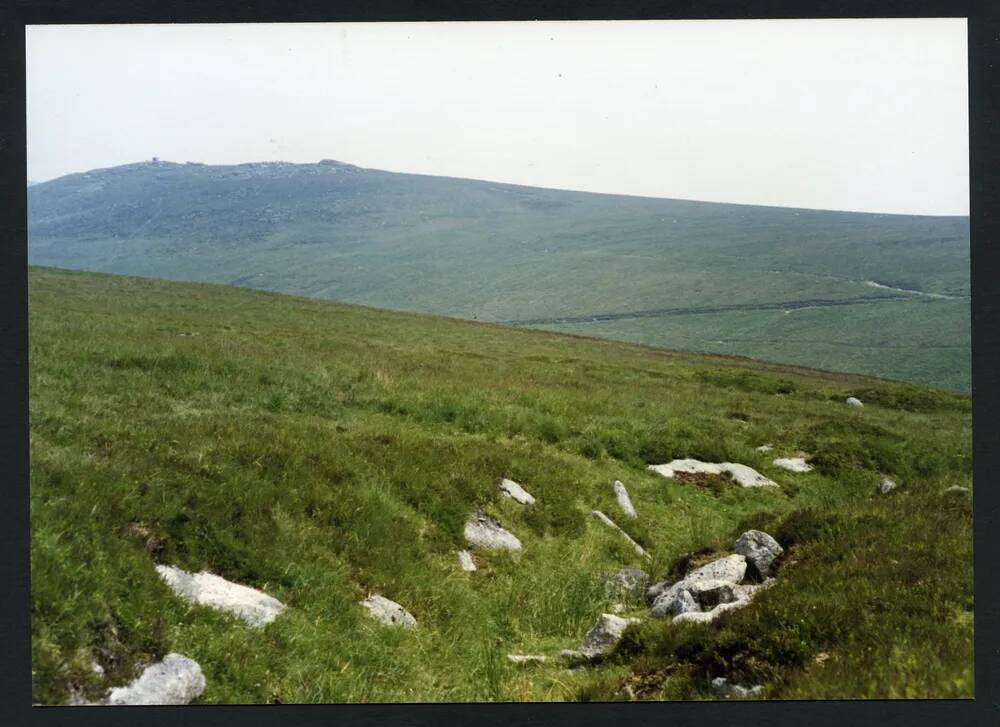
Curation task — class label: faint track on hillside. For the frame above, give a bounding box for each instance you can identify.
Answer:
[503,294,928,327]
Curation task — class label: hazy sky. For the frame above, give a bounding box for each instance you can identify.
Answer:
[26,19,968,215]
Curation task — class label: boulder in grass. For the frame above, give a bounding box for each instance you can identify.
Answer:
[499,478,535,505]
[360,594,417,628]
[755,444,773,453]
[156,565,285,628]
[878,477,897,495]
[647,460,777,488]
[106,654,206,706]
[846,397,864,407]
[579,613,641,661]
[591,510,650,559]
[687,579,739,610]
[646,553,747,606]
[733,530,783,577]
[649,587,699,619]
[464,512,522,551]
[772,457,814,473]
[507,654,547,665]
[613,480,638,518]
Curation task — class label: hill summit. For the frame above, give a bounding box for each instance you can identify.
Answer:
[28,159,970,391]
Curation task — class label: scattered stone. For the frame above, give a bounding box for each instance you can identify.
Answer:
[605,566,650,599]
[609,603,626,615]
[464,512,522,551]
[687,579,739,610]
[106,654,206,706]
[755,444,773,453]
[579,613,641,661]
[499,478,536,505]
[591,510,650,559]
[647,460,777,488]
[613,480,638,518]
[733,530,783,577]
[710,677,763,699]
[457,549,477,572]
[943,485,971,496]
[156,565,286,628]
[507,654,547,665]
[846,397,864,407]
[90,659,105,677]
[772,457,814,473]
[650,587,699,619]
[360,595,417,628]
[878,477,898,495]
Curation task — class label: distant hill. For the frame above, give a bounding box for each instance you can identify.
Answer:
[27,159,970,390]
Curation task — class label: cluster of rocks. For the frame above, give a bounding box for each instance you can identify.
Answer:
[647,530,782,624]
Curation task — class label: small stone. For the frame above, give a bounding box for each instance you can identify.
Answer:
[878,477,897,495]
[846,397,864,407]
[734,530,783,577]
[106,654,206,706]
[558,649,586,665]
[609,602,626,614]
[156,565,286,628]
[756,444,773,453]
[943,485,971,496]
[458,549,476,572]
[464,512,522,551]
[772,457,814,473]
[360,594,417,628]
[499,478,535,505]
[507,654,547,665]
[579,613,641,661]
[613,480,637,518]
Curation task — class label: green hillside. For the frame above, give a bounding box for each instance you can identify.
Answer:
[27,160,970,391]
[30,266,972,704]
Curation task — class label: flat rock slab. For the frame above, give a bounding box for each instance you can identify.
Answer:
[106,654,206,706]
[464,512,522,551]
[458,549,477,572]
[647,460,777,488]
[613,480,637,518]
[772,457,814,473]
[156,565,285,628]
[360,595,417,628]
[591,510,650,559]
[579,613,641,661]
[507,654,547,665]
[734,530,783,577]
[499,478,536,505]
[846,397,864,407]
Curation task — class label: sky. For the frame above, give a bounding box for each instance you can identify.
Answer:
[26,19,969,215]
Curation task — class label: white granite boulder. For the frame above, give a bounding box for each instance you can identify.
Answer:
[648,554,748,616]
[360,594,417,628]
[605,566,650,599]
[710,676,763,699]
[464,512,522,551]
[613,480,638,518]
[772,457,814,473]
[846,397,864,407]
[156,565,286,628]
[507,654,547,665]
[106,654,206,706]
[579,613,641,661]
[733,530,784,577]
[499,478,535,505]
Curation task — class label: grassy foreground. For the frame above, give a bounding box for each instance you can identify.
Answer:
[29,266,972,704]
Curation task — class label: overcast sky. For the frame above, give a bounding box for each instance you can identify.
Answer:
[26,19,968,215]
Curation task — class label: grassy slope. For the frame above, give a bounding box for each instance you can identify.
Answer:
[27,161,970,391]
[30,266,972,704]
